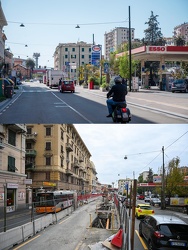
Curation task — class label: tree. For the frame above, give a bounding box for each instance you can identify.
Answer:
[26,58,35,69]
[165,157,185,197]
[147,168,153,183]
[174,36,186,46]
[143,11,166,46]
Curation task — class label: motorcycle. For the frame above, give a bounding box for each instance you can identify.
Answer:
[111,103,131,123]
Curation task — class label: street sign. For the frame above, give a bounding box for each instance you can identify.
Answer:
[91,45,101,67]
[104,62,109,73]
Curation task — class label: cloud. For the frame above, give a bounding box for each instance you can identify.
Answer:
[74,124,188,185]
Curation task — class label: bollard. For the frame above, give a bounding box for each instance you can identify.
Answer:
[90,213,92,227]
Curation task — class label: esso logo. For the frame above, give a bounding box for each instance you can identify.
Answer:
[149,46,166,52]
[92,45,101,52]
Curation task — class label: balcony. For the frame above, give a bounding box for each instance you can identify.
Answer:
[25,163,35,171]
[66,143,73,152]
[7,124,27,133]
[66,169,73,176]
[73,161,80,168]
[79,157,84,162]
[26,133,37,142]
[26,149,37,157]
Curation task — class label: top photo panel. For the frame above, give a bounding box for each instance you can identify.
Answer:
[0,0,188,124]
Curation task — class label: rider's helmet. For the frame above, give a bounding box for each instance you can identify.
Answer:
[114,76,122,84]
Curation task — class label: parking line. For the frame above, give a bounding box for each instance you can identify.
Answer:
[135,230,148,250]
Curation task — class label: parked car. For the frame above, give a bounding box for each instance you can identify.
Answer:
[171,79,188,93]
[60,80,75,93]
[137,194,145,200]
[150,197,161,206]
[145,196,151,203]
[135,204,154,219]
[139,214,188,249]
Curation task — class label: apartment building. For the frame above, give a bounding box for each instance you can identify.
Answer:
[0,124,27,212]
[25,124,97,195]
[174,22,188,44]
[104,27,135,60]
[53,41,93,80]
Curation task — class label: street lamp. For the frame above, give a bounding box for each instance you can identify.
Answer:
[20,23,25,27]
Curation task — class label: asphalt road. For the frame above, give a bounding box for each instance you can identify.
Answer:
[0,81,188,124]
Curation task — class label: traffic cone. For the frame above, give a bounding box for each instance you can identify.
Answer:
[111,228,123,248]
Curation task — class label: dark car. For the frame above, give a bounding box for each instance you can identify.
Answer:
[139,214,188,249]
[60,80,75,93]
[171,79,188,93]
[150,197,161,206]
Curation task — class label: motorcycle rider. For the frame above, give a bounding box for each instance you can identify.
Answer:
[106,76,127,117]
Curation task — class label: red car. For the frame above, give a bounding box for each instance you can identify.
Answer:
[137,194,145,200]
[60,80,75,93]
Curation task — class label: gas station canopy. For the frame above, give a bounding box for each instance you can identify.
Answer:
[116,45,188,62]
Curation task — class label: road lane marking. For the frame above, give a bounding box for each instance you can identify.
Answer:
[135,230,148,250]
[51,92,93,123]
[13,234,41,249]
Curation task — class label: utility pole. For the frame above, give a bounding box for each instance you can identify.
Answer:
[161,146,166,209]
[128,6,132,92]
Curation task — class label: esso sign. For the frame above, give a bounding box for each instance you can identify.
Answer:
[149,46,166,52]
[92,45,101,52]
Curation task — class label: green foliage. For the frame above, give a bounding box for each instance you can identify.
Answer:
[143,11,165,46]
[165,157,185,197]
[26,58,35,69]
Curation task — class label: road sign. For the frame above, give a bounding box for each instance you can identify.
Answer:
[104,62,109,73]
[91,45,101,67]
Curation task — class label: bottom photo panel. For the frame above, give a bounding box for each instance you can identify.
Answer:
[0,124,188,250]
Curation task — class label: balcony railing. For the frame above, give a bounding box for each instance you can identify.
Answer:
[66,143,73,152]
[26,149,37,157]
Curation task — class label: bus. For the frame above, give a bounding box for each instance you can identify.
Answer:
[35,190,77,214]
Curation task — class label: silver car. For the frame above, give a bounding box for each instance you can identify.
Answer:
[171,79,188,93]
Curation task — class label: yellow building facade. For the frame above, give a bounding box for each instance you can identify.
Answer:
[25,124,97,195]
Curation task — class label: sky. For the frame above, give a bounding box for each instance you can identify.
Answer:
[74,124,188,186]
[1,0,188,68]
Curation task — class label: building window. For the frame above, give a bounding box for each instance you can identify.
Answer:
[89,48,91,52]
[46,172,50,180]
[8,156,17,172]
[61,130,64,140]
[45,156,51,166]
[65,55,68,59]
[26,142,32,149]
[45,142,51,150]
[8,129,16,146]
[72,48,75,52]
[46,127,51,136]
[65,48,68,52]
[27,127,32,134]
[81,55,84,59]
[81,48,84,52]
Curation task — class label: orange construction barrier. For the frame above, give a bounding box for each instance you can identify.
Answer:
[111,228,123,248]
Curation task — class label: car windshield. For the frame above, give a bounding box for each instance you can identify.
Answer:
[139,205,152,210]
[64,81,73,85]
[174,80,184,84]
[160,224,188,236]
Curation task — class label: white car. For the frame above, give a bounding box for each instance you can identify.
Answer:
[144,196,150,203]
